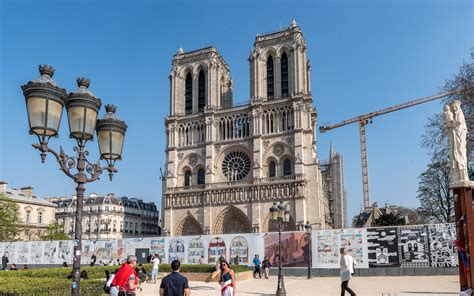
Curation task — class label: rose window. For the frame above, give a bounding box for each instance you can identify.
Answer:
[222,151,251,181]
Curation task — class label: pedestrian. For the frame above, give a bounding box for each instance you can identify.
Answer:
[62,262,68,268]
[147,254,153,263]
[199,255,205,265]
[159,260,190,296]
[252,254,261,279]
[9,263,17,270]
[262,256,271,279]
[151,254,160,283]
[112,255,139,296]
[22,264,28,270]
[91,253,97,266]
[219,260,236,296]
[2,253,8,270]
[340,247,357,296]
[106,269,120,296]
[218,253,225,262]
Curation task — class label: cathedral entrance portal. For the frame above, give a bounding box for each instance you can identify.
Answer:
[176,212,203,236]
[213,205,252,234]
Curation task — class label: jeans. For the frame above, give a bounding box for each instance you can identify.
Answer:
[264,267,269,279]
[110,286,119,296]
[341,280,356,296]
[253,266,261,278]
[151,268,159,281]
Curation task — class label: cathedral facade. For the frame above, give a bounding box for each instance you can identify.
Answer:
[162,21,343,236]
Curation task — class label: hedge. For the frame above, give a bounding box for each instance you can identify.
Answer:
[0,264,251,279]
[0,278,104,296]
[0,264,251,295]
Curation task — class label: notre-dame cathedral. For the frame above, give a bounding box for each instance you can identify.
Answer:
[162,20,346,236]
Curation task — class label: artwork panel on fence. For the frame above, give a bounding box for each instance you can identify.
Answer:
[94,240,117,265]
[398,225,430,268]
[58,241,73,264]
[208,236,226,264]
[169,238,186,263]
[264,231,310,267]
[30,241,44,264]
[150,238,166,262]
[340,228,369,268]
[188,237,205,264]
[367,227,400,268]
[16,241,30,264]
[314,230,340,268]
[428,224,458,268]
[229,236,249,265]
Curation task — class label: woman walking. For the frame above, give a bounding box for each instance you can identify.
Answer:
[219,260,236,296]
[340,247,357,296]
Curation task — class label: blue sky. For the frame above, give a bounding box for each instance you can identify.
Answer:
[0,0,472,222]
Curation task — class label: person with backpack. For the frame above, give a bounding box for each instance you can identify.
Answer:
[151,254,161,284]
[112,255,138,296]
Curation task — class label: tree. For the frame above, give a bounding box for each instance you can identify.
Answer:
[0,194,20,241]
[397,206,428,225]
[416,160,454,224]
[40,222,69,241]
[373,212,406,227]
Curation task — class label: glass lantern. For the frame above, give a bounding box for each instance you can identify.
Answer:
[65,78,102,141]
[21,65,67,142]
[96,104,128,164]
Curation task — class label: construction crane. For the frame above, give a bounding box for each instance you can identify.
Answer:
[319,89,462,211]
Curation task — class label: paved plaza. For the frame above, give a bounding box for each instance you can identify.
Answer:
[137,275,459,296]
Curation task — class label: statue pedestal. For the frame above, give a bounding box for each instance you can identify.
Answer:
[451,184,474,294]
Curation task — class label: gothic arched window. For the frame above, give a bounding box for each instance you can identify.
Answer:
[197,168,205,186]
[198,70,206,112]
[283,159,292,176]
[281,52,289,97]
[184,170,192,187]
[266,56,274,99]
[185,73,193,114]
[268,161,276,178]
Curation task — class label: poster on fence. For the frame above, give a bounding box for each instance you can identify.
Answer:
[16,242,30,264]
[264,232,310,267]
[188,238,205,264]
[169,239,186,263]
[30,241,43,264]
[398,225,429,268]
[230,236,249,265]
[428,224,457,268]
[150,238,166,262]
[340,228,369,268]
[314,230,339,268]
[367,227,400,267]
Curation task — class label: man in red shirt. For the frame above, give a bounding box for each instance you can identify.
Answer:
[112,255,139,296]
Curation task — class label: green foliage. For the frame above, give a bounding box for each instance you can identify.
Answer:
[374,212,406,227]
[0,194,20,241]
[417,160,454,224]
[0,277,105,295]
[40,222,69,241]
[396,206,428,225]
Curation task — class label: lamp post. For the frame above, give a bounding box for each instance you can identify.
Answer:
[304,221,313,279]
[21,65,127,296]
[270,201,290,296]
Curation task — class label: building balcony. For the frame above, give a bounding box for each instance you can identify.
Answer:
[164,175,306,209]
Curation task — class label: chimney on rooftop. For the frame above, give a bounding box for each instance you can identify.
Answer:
[20,186,33,198]
[0,181,7,195]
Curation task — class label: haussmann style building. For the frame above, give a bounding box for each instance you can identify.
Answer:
[50,193,160,239]
[162,20,345,236]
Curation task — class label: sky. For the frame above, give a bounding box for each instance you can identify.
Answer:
[0,0,472,223]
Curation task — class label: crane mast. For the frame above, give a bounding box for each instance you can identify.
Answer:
[319,89,463,211]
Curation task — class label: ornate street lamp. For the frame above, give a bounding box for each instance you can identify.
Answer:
[21,65,127,296]
[270,201,290,296]
[304,221,313,279]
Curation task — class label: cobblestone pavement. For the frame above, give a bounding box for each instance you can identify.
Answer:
[137,275,459,296]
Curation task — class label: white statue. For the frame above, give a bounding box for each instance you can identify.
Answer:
[444,100,470,185]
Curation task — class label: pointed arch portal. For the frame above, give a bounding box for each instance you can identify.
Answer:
[176,212,203,236]
[214,206,252,234]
